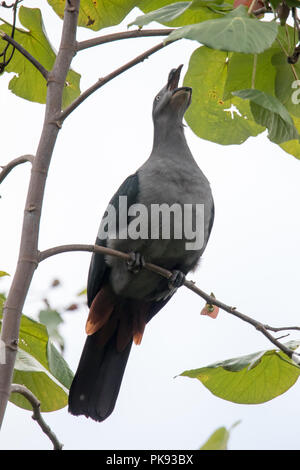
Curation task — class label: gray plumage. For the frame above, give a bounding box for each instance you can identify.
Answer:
[68,65,214,422]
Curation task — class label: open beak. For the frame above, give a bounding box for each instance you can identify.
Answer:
[167,64,184,91]
[167,65,192,108]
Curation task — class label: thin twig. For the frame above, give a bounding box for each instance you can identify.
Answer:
[276,37,299,79]
[264,324,300,332]
[38,243,300,363]
[10,384,63,450]
[0,30,48,79]
[59,40,175,123]
[252,6,273,16]
[0,154,34,184]
[248,0,257,15]
[76,28,175,52]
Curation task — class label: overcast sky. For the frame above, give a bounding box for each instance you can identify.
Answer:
[1,1,300,450]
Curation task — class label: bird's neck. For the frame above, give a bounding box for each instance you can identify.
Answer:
[152,123,191,159]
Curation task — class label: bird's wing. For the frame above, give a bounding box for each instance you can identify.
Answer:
[87,172,139,306]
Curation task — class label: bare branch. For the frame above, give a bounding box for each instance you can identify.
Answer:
[76,28,175,51]
[10,384,63,450]
[0,0,80,429]
[38,243,300,363]
[0,154,34,184]
[0,30,48,79]
[59,39,175,123]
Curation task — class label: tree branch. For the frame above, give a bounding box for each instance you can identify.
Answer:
[0,0,80,429]
[38,243,300,364]
[10,384,63,450]
[0,30,49,79]
[76,28,175,51]
[0,154,34,184]
[59,39,175,123]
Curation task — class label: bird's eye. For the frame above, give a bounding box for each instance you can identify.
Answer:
[155,95,160,102]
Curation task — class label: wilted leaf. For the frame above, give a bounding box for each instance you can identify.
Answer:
[200,293,219,318]
[180,341,300,404]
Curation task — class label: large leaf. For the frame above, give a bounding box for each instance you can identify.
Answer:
[183,46,264,145]
[180,342,300,404]
[0,313,73,412]
[131,0,233,27]
[280,116,300,159]
[0,6,80,107]
[271,24,300,119]
[47,0,138,31]
[138,0,233,26]
[232,89,299,143]
[223,50,277,101]
[165,5,278,54]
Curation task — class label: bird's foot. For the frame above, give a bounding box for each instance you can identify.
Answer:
[127,251,145,274]
[168,270,186,291]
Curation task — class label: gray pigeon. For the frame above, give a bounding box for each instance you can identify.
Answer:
[68,65,214,421]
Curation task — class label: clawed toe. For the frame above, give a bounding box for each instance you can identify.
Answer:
[127,252,145,274]
[168,270,185,290]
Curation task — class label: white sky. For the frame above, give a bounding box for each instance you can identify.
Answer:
[1,1,300,450]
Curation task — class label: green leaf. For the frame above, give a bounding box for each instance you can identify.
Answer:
[0,293,5,314]
[0,6,81,106]
[0,313,73,412]
[47,340,73,390]
[165,5,278,54]
[232,89,299,143]
[138,0,232,26]
[183,46,264,145]
[47,0,138,31]
[280,115,300,159]
[0,271,9,277]
[12,348,69,412]
[223,50,277,101]
[270,24,300,119]
[200,427,229,450]
[128,1,192,27]
[39,309,64,351]
[200,421,240,450]
[180,342,300,404]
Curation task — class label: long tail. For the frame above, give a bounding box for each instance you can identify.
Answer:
[68,288,150,421]
[68,325,132,421]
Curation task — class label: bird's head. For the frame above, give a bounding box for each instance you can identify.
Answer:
[152,64,192,126]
